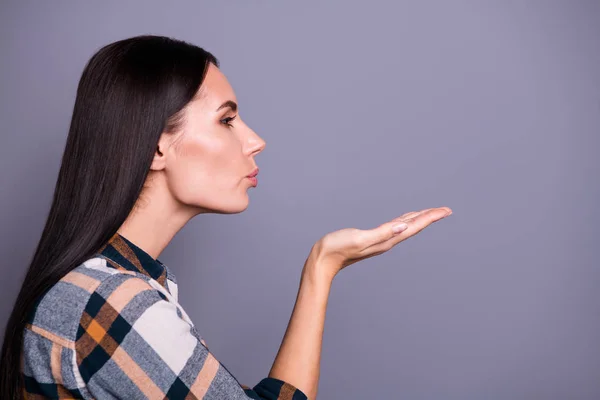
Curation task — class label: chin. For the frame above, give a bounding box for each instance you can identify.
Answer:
[224,204,249,214]
[185,189,251,215]
[211,196,250,215]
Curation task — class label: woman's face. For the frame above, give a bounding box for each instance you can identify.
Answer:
[153,62,265,215]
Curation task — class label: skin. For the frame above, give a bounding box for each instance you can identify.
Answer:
[118,62,452,399]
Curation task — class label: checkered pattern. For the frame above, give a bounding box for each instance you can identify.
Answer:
[21,232,307,399]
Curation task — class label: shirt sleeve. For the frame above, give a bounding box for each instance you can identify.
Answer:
[74,273,307,399]
[243,377,308,400]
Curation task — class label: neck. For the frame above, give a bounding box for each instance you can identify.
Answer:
[117,177,200,259]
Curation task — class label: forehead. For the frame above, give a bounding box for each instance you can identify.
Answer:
[194,63,236,108]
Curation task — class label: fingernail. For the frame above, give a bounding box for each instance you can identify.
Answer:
[392,222,408,233]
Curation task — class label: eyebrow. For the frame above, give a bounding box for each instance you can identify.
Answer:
[216,100,238,113]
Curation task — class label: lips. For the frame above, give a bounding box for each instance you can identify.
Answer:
[247,167,259,178]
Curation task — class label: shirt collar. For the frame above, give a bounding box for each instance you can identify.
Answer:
[96,232,168,289]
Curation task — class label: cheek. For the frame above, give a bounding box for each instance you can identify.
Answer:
[166,135,239,204]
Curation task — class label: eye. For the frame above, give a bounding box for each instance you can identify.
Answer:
[220,115,237,128]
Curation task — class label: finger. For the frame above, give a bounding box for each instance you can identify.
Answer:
[389,207,435,225]
[361,210,427,245]
[391,209,430,222]
[361,207,450,248]
[396,207,450,237]
[365,207,451,253]
[391,211,420,222]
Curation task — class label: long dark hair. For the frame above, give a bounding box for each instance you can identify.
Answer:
[0,35,218,399]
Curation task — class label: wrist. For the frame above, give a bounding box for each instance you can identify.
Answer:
[301,246,337,287]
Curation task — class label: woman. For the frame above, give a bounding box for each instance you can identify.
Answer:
[0,35,451,399]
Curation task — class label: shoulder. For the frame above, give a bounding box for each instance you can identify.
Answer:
[26,255,176,346]
[22,256,191,398]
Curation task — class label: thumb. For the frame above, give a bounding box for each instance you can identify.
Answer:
[363,219,409,246]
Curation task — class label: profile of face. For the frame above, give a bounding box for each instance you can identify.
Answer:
[148,63,266,216]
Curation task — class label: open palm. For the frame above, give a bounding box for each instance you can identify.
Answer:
[313,207,452,277]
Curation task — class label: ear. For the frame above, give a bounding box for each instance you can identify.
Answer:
[149,133,170,171]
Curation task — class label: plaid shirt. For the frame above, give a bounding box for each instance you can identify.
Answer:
[22,232,308,400]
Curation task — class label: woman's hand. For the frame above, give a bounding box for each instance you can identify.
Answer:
[275,207,452,398]
[309,207,452,281]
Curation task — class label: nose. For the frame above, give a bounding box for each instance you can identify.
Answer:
[245,127,266,156]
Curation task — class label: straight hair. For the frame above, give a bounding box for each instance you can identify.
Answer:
[0,35,219,399]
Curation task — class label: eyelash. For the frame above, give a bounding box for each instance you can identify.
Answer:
[220,115,237,128]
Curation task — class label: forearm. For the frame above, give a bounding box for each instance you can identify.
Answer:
[267,249,335,400]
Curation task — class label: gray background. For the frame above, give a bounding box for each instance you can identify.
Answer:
[1,1,599,399]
